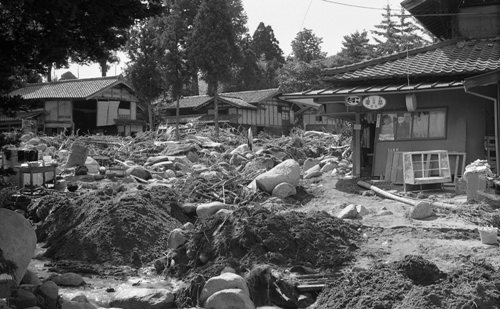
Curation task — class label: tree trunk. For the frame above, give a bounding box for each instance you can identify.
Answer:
[148,103,154,131]
[47,65,52,82]
[176,96,180,140]
[214,92,219,139]
[99,59,107,77]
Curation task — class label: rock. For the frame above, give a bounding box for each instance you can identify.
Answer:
[221,267,236,274]
[356,205,369,216]
[361,190,375,197]
[271,182,297,199]
[166,229,187,250]
[10,288,37,309]
[186,151,199,163]
[204,288,255,309]
[215,209,233,218]
[376,210,393,216]
[0,209,37,284]
[304,165,322,179]
[109,288,174,309]
[21,269,41,286]
[85,157,100,174]
[182,222,194,231]
[303,158,320,172]
[196,202,229,220]
[298,293,315,308]
[61,301,97,309]
[200,272,250,305]
[26,138,41,146]
[126,166,152,180]
[51,273,85,287]
[337,204,359,219]
[200,171,218,180]
[230,144,250,155]
[35,281,59,309]
[163,169,176,178]
[246,180,258,193]
[409,202,434,219]
[71,294,91,303]
[320,162,337,173]
[254,159,300,193]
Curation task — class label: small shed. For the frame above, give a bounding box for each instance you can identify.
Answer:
[155,89,296,135]
[8,76,144,136]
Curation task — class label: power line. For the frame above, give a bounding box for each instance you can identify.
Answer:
[300,0,314,30]
[320,0,500,17]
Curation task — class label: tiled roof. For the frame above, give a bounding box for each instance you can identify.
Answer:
[221,88,280,103]
[322,38,500,82]
[9,76,129,100]
[160,88,280,110]
[282,81,464,99]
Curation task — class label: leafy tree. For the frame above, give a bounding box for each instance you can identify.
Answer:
[189,0,240,137]
[277,60,324,93]
[225,35,264,92]
[291,28,327,63]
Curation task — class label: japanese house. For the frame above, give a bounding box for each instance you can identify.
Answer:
[8,76,145,136]
[281,0,500,181]
[155,88,297,135]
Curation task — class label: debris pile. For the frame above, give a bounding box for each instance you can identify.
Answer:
[316,256,500,309]
[34,186,188,265]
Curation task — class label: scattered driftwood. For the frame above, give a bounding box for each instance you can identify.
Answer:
[357,180,457,211]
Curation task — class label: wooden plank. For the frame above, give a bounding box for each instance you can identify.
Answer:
[390,152,400,183]
[384,149,395,181]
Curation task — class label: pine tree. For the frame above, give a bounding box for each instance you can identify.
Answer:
[252,22,285,63]
[372,5,401,56]
[398,8,432,50]
[336,30,374,65]
[189,0,240,137]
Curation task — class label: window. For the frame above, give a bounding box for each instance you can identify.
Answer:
[316,116,323,122]
[378,109,446,141]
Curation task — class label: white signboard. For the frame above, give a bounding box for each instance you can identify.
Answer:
[362,95,386,110]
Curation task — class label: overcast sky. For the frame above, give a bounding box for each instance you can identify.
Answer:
[55,0,403,79]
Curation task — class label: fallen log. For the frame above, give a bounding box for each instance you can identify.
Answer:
[357,180,457,211]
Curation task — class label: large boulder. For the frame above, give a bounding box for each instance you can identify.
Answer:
[199,272,250,305]
[50,273,85,287]
[271,182,296,199]
[337,204,359,219]
[196,202,229,220]
[84,157,100,174]
[109,288,174,309]
[35,281,59,309]
[254,159,300,193]
[204,289,255,309]
[0,209,37,284]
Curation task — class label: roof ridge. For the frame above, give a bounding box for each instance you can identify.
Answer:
[323,38,464,76]
[24,75,121,87]
[221,88,279,96]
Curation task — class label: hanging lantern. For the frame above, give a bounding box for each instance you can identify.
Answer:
[405,94,417,112]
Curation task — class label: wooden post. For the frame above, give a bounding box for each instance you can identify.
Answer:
[175,96,180,140]
[497,82,500,174]
[353,113,361,177]
[214,92,219,139]
[148,103,154,131]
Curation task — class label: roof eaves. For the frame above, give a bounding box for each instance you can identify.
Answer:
[321,39,462,76]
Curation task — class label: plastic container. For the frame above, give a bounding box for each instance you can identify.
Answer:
[478,227,498,245]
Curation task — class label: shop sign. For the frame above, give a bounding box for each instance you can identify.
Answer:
[345,96,361,106]
[362,95,386,110]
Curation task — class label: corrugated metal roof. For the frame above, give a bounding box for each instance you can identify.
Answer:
[282,81,464,98]
[322,38,500,82]
[9,76,128,100]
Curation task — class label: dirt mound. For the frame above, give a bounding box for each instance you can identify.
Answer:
[181,207,359,275]
[317,257,500,309]
[36,187,187,266]
[394,255,445,285]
